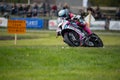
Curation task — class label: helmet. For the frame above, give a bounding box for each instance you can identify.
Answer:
[58,9,69,17]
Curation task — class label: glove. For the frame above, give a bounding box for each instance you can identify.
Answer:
[57,31,61,36]
[75,15,81,19]
[56,31,61,38]
[72,15,81,20]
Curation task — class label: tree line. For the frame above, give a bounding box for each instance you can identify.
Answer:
[89,0,120,7]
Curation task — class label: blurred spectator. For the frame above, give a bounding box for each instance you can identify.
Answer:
[46,3,51,16]
[32,9,38,17]
[0,2,7,15]
[33,3,39,11]
[87,6,95,16]
[115,8,120,19]
[24,4,30,13]
[0,4,5,15]
[51,4,57,16]
[26,9,32,17]
[18,4,24,16]
[101,14,106,20]
[62,2,72,13]
[94,5,102,19]
[41,2,46,16]
[11,3,18,15]
[63,3,70,10]
[32,3,39,17]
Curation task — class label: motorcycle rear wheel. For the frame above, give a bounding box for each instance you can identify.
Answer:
[88,33,104,47]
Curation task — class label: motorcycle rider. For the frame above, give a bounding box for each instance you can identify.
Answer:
[57,9,92,36]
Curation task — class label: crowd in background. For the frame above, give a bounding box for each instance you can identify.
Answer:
[78,6,120,20]
[0,2,58,18]
[0,2,120,20]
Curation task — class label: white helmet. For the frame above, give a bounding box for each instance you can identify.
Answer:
[58,9,69,17]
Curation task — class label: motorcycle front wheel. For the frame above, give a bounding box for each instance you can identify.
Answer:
[63,31,80,47]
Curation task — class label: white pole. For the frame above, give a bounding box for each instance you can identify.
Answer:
[83,0,88,7]
[14,34,17,45]
[28,0,30,5]
[83,0,88,12]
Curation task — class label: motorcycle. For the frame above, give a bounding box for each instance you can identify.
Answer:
[56,18,103,47]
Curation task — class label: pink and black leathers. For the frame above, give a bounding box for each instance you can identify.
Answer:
[56,12,92,37]
[67,13,92,35]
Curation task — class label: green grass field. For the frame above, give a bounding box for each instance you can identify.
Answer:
[0,30,120,80]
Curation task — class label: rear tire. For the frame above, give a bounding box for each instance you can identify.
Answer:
[89,33,103,47]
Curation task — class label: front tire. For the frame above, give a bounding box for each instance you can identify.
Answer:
[63,31,80,47]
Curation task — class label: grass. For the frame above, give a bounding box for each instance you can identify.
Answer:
[0,30,120,80]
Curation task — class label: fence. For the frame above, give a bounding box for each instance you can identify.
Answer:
[0,17,120,31]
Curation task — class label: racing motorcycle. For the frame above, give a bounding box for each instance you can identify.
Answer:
[56,18,103,47]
